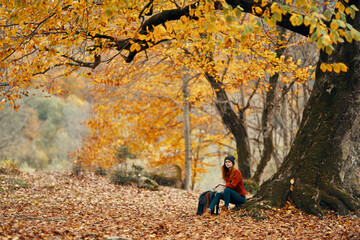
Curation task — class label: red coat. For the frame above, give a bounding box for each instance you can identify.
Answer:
[225,169,246,197]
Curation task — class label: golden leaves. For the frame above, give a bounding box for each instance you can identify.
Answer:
[290,14,303,26]
[129,42,141,52]
[320,62,348,73]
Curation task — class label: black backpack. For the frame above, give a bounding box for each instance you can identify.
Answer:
[196,190,220,215]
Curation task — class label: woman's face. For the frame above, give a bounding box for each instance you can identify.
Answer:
[224,159,233,169]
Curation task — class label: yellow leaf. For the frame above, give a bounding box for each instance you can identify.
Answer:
[270,2,280,13]
[345,31,353,42]
[338,63,348,72]
[336,2,345,12]
[304,16,311,26]
[330,20,339,30]
[153,25,167,42]
[130,43,141,52]
[335,12,341,19]
[351,29,360,41]
[320,63,327,72]
[332,63,340,73]
[290,178,295,184]
[296,15,303,26]
[326,64,333,72]
[180,15,188,24]
[290,14,302,26]
[254,6,263,15]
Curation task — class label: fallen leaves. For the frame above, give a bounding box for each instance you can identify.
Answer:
[1,171,359,239]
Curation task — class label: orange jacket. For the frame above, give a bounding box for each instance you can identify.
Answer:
[225,169,246,197]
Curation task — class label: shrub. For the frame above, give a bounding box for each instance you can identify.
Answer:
[110,170,138,185]
[94,166,107,176]
[0,160,20,174]
[244,179,259,194]
[71,164,86,177]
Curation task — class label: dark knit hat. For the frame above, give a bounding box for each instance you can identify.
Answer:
[224,155,235,165]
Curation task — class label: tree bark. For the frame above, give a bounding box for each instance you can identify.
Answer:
[205,72,251,179]
[182,74,192,190]
[280,92,290,156]
[252,71,277,183]
[253,9,360,215]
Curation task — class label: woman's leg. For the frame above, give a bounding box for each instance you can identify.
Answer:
[223,187,246,208]
[208,192,224,212]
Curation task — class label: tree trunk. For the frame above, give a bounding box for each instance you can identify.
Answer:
[253,29,285,183]
[205,72,251,179]
[254,15,360,215]
[280,93,290,156]
[182,74,192,190]
[252,72,277,183]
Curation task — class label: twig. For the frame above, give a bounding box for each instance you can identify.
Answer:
[243,78,261,111]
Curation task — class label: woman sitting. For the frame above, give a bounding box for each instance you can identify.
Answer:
[203,155,246,216]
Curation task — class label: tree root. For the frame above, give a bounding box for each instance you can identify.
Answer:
[247,177,360,218]
[291,183,360,217]
[319,184,360,214]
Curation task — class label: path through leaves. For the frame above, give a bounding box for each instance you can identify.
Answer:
[1,172,359,239]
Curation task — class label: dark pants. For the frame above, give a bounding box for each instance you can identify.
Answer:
[209,187,246,211]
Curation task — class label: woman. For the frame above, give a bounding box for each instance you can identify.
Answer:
[204,155,246,216]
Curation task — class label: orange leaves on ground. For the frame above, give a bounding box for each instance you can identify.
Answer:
[1,171,360,239]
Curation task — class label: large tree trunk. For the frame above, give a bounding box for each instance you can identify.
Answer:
[205,72,251,179]
[254,14,360,215]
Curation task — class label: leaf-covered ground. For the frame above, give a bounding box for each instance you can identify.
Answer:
[1,172,359,239]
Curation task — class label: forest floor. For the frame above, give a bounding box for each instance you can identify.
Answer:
[1,171,360,240]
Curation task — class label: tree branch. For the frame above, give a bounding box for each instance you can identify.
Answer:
[243,78,261,111]
[61,54,101,69]
[113,0,313,63]
[1,5,71,62]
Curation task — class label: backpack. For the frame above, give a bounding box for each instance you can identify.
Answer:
[196,190,220,215]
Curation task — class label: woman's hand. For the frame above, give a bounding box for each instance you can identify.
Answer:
[213,183,225,190]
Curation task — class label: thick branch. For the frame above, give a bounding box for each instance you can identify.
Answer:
[226,0,310,36]
[62,54,101,69]
[116,0,312,63]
